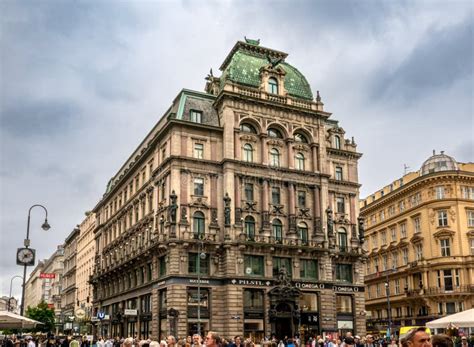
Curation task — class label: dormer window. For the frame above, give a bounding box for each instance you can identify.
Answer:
[190,110,202,123]
[334,135,341,149]
[294,133,308,143]
[268,77,278,94]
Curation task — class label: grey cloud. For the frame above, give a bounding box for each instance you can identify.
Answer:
[1,100,82,137]
[369,18,473,103]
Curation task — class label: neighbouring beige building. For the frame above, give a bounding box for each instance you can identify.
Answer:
[23,260,45,310]
[91,39,366,341]
[0,296,18,313]
[76,211,97,333]
[23,246,64,317]
[62,227,79,331]
[361,151,474,335]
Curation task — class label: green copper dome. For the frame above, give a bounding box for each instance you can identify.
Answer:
[219,42,314,100]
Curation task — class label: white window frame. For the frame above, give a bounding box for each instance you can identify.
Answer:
[467,210,474,227]
[438,210,448,227]
[400,222,407,238]
[415,243,423,261]
[436,186,445,199]
[194,143,204,159]
[440,239,451,257]
[413,217,421,233]
[402,248,408,265]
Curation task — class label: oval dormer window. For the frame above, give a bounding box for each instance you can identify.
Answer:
[268,77,278,94]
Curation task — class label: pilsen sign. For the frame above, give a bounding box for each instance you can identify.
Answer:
[39,273,56,279]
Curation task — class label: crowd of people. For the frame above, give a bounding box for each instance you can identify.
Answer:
[2,329,474,347]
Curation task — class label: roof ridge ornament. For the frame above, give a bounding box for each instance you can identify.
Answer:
[244,36,260,46]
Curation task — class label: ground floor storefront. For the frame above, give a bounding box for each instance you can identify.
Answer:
[94,276,366,341]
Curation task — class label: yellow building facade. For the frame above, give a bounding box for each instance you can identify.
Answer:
[360,152,474,335]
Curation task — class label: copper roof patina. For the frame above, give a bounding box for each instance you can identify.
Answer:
[220,41,313,100]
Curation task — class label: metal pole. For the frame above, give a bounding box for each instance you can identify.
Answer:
[9,276,23,312]
[385,273,392,339]
[197,238,201,337]
[20,204,49,316]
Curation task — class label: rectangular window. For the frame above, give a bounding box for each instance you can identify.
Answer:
[390,226,397,241]
[438,302,444,314]
[194,143,204,159]
[372,234,378,248]
[159,256,166,277]
[455,269,460,287]
[394,279,400,294]
[392,251,398,268]
[462,186,474,199]
[188,253,209,275]
[187,288,209,318]
[194,178,204,196]
[300,293,318,311]
[297,191,306,208]
[438,210,448,227]
[415,244,423,260]
[467,211,474,227]
[446,302,456,314]
[190,110,202,123]
[436,186,445,199]
[399,200,405,212]
[400,222,407,238]
[336,197,345,214]
[336,295,353,313]
[300,259,318,280]
[440,239,451,257]
[388,205,395,216]
[402,248,409,265]
[413,217,421,233]
[382,255,388,271]
[380,210,385,221]
[244,255,264,276]
[381,231,387,245]
[273,257,292,277]
[243,289,264,310]
[272,187,281,205]
[335,264,352,283]
[245,183,254,201]
[335,167,343,180]
[471,239,474,255]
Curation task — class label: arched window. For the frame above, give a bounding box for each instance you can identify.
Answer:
[268,77,278,94]
[298,222,309,245]
[270,148,280,167]
[334,135,341,149]
[338,227,348,252]
[243,143,253,162]
[294,133,308,143]
[272,219,283,243]
[193,211,205,239]
[295,152,305,170]
[268,128,283,138]
[245,216,256,241]
[240,123,257,133]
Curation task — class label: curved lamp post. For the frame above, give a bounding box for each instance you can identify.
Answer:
[9,275,23,312]
[20,204,50,316]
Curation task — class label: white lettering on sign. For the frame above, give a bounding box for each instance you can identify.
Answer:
[189,279,210,284]
[332,286,360,292]
[237,279,268,286]
[295,282,325,289]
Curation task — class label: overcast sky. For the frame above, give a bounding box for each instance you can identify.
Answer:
[1,0,472,300]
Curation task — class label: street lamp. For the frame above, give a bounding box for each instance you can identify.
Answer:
[9,275,23,312]
[20,204,50,316]
[196,233,206,337]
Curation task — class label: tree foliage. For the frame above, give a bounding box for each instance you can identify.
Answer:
[25,300,55,332]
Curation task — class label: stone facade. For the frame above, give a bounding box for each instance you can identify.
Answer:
[91,40,366,341]
[360,152,474,335]
[62,227,79,331]
[76,212,97,333]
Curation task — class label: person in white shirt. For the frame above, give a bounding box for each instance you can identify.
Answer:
[27,337,36,347]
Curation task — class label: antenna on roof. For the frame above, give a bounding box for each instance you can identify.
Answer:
[403,164,410,175]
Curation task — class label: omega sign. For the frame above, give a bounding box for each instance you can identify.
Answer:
[295,283,325,289]
[332,285,360,292]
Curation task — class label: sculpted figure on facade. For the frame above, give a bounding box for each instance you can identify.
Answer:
[169,190,178,223]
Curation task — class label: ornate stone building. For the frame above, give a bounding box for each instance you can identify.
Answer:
[62,227,79,332]
[91,40,366,341]
[361,152,474,335]
[76,212,97,333]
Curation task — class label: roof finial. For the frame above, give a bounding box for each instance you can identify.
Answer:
[316,90,322,102]
[433,149,436,155]
[441,150,444,154]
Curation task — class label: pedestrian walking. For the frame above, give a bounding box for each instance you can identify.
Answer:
[204,333,221,347]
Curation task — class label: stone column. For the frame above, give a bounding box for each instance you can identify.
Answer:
[260,134,268,165]
[288,183,296,234]
[311,144,319,172]
[234,175,242,226]
[287,139,294,169]
[235,131,241,159]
